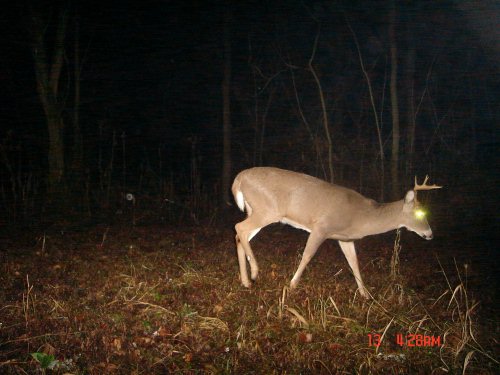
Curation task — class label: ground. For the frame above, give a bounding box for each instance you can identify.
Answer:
[0,223,498,374]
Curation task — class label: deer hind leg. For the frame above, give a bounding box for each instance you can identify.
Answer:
[338,241,369,298]
[290,230,326,289]
[235,233,251,287]
[235,215,273,286]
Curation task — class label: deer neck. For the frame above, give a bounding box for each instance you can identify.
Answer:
[360,199,404,237]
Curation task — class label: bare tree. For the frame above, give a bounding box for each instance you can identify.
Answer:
[404,38,416,177]
[31,7,68,195]
[309,27,334,183]
[389,0,400,199]
[288,25,334,182]
[247,60,279,166]
[346,19,385,200]
[71,18,83,179]
[221,6,232,204]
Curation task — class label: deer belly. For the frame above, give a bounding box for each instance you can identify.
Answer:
[281,217,312,233]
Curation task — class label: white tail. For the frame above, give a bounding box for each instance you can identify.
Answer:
[232,167,442,298]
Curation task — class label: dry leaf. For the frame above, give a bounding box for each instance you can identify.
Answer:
[298,332,313,343]
[183,352,193,363]
[113,338,122,351]
[181,322,192,335]
[41,343,56,355]
[328,343,342,353]
[157,326,170,337]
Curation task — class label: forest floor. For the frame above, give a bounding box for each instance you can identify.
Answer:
[0,222,498,374]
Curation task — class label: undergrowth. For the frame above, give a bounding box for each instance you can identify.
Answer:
[0,226,497,374]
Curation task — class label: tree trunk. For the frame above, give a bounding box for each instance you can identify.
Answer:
[389,2,400,199]
[309,28,334,183]
[405,42,416,177]
[47,115,65,189]
[72,19,83,179]
[221,7,232,205]
[32,9,68,195]
[347,19,384,200]
[258,86,275,166]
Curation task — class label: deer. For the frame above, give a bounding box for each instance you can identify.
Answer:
[232,167,442,299]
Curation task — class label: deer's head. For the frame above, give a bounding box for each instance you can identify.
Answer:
[401,176,442,240]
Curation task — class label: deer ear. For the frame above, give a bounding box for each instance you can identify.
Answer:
[404,190,415,204]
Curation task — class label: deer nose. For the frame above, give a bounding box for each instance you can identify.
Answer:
[417,228,433,240]
[422,231,433,240]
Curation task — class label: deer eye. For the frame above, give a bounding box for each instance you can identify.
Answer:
[414,209,426,220]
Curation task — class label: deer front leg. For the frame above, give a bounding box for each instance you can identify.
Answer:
[290,231,326,289]
[338,241,369,298]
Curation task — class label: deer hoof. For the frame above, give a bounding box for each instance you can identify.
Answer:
[359,287,370,299]
[242,280,252,288]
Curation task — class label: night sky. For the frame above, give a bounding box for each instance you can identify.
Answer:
[0,0,498,224]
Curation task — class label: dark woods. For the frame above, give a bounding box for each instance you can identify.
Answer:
[0,1,497,233]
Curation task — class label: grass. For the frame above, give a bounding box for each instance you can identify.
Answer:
[0,224,498,374]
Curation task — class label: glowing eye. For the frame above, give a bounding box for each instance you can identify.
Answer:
[415,209,426,219]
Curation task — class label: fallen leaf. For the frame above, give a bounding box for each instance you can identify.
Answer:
[298,332,313,343]
[113,338,122,351]
[157,326,170,337]
[183,352,193,363]
[41,343,56,355]
[328,343,342,353]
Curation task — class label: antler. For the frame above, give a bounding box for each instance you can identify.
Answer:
[414,175,442,191]
[413,175,442,203]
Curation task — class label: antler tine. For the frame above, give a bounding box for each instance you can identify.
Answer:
[414,175,442,191]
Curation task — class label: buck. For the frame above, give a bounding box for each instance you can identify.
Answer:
[232,167,441,298]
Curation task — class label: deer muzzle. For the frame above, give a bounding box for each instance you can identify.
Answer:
[421,230,433,240]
